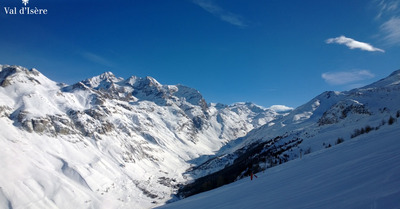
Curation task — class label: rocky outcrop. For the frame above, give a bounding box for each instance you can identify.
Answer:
[318,100,371,126]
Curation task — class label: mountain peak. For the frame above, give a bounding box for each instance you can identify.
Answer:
[82,71,123,89]
[0,65,54,87]
[99,71,115,79]
[144,76,162,87]
[173,84,207,108]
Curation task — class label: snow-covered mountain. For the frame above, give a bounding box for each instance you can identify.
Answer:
[177,69,400,199]
[0,65,286,209]
[1,64,399,209]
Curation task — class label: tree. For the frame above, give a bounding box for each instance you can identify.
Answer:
[335,137,344,145]
[365,125,372,133]
[304,147,312,155]
[351,129,361,138]
[388,116,396,125]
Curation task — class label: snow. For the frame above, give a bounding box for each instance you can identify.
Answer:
[1,65,399,209]
[158,125,400,209]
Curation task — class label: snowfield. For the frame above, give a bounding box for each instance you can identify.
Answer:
[159,125,400,209]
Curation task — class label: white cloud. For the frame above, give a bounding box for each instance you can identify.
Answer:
[321,70,375,85]
[326,36,385,52]
[81,52,114,67]
[380,17,400,45]
[269,105,294,113]
[192,0,247,27]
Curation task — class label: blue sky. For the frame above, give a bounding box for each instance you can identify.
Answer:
[1,0,399,108]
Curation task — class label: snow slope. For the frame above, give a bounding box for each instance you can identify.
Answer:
[175,69,400,200]
[158,124,400,209]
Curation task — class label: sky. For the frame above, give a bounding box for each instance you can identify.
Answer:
[0,0,399,108]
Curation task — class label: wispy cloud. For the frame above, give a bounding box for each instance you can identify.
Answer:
[326,36,385,52]
[380,17,400,45]
[374,0,400,47]
[81,52,114,67]
[376,0,399,19]
[321,70,375,85]
[192,0,247,27]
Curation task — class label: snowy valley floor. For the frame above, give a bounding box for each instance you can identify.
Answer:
[158,125,400,209]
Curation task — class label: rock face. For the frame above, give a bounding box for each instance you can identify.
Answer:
[0,65,285,209]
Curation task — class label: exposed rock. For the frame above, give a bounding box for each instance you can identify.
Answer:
[318,100,371,126]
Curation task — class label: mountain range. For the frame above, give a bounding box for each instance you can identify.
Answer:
[0,65,288,209]
[0,64,399,209]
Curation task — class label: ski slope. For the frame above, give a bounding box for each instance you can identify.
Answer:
[159,124,400,209]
